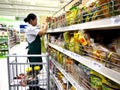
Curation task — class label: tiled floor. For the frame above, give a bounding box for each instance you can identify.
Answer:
[0,42,47,90]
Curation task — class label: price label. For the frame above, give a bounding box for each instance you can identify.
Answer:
[63,49,66,53]
[71,52,75,57]
[92,61,102,69]
[75,53,78,57]
[75,54,80,60]
[58,47,62,51]
[60,68,63,72]
[71,26,75,29]
[112,15,120,24]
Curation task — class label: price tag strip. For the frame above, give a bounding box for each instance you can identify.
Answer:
[91,61,102,70]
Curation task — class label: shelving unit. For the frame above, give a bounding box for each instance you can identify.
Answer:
[8,29,20,49]
[47,0,120,90]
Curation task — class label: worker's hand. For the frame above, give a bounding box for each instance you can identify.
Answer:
[46,17,51,22]
[42,22,48,29]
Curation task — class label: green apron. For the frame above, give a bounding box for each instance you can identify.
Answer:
[27,35,43,71]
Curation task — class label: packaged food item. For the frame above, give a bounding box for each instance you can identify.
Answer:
[62,77,67,90]
[63,56,68,70]
[60,53,63,65]
[61,13,66,27]
[90,71,103,90]
[63,32,71,50]
[65,6,79,26]
[26,67,33,76]
[74,31,82,54]
[70,86,76,90]
[66,57,73,73]
[98,0,112,18]
[63,32,70,43]
[34,66,40,75]
[71,62,79,83]
[102,77,120,90]
[114,0,120,15]
[65,11,71,26]
[78,31,88,46]
[46,17,52,29]
[69,37,74,52]
[75,9,83,24]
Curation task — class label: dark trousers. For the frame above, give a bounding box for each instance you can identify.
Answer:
[29,86,45,90]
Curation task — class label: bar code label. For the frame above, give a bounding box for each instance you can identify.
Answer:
[92,61,102,69]
[112,15,120,24]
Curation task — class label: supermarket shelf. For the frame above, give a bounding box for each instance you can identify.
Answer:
[51,58,84,90]
[0,49,8,51]
[48,43,120,84]
[47,15,120,33]
[50,74,63,90]
[0,27,7,31]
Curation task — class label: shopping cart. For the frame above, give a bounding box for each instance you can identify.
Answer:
[7,54,49,90]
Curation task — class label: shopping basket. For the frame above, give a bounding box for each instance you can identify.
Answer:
[7,53,49,90]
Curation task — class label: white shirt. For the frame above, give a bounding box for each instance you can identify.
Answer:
[25,24,40,43]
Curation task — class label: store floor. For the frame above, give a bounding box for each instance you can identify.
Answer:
[0,42,47,90]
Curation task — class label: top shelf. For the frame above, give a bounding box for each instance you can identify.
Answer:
[47,15,120,33]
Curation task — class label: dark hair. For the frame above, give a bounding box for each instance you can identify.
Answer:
[24,13,36,23]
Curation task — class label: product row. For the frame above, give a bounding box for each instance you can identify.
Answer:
[46,0,120,29]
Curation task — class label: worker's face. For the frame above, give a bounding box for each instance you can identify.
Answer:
[30,18,37,26]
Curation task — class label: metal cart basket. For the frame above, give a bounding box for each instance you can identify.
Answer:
[7,54,49,90]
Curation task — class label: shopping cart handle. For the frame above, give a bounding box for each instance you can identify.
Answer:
[6,53,49,57]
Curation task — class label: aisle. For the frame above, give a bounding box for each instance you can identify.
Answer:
[9,42,28,55]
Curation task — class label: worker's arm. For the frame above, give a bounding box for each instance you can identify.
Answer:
[38,22,48,36]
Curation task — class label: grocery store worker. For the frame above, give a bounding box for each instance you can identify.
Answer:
[24,13,48,90]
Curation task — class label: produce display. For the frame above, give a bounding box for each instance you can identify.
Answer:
[0,30,8,58]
